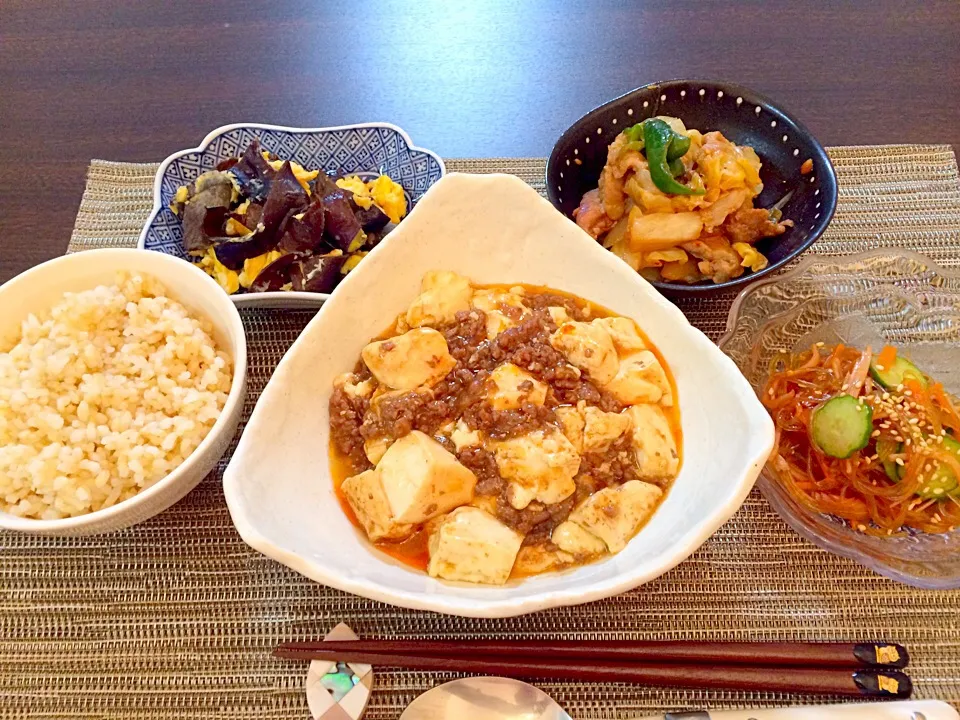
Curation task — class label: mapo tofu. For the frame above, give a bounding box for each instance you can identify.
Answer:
[329,271,682,585]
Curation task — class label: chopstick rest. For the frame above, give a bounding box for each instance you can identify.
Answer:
[303,624,373,720]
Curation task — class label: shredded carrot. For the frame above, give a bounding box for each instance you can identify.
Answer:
[876,345,898,369]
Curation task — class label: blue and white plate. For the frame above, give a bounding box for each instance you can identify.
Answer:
[138,122,445,308]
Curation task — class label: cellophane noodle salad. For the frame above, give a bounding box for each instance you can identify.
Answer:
[763,343,960,535]
[574,116,793,284]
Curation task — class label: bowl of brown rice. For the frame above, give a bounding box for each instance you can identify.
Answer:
[0,249,247,535]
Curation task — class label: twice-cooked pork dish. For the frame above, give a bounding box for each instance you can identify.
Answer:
[329,271,682,585]
[574,116,793,284]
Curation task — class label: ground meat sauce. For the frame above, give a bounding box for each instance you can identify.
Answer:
[329,389,371,470]
[456,446,503,495]
[329,283,681,578]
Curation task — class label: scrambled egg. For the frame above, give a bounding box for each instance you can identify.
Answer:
[198,248,240,295]
[239,250,285,289]
[169,185,190,214]
[733,242,768,272]
[335,174,407,224]
[369,174,406,224]
[335,176,374,209]
[198,248,285,294]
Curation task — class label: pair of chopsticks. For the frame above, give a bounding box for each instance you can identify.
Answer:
[274,639,912,699]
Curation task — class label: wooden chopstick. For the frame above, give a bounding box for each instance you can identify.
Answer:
[274,639,909,669]
[272,647,912,699]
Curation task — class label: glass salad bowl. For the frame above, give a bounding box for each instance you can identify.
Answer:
[719,249,960,588]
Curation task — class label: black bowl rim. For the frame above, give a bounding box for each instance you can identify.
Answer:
[546,78,839,296]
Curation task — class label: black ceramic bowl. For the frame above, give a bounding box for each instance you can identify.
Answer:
[547,80,838,296]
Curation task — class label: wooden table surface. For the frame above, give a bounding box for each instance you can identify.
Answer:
[1,0,958,284]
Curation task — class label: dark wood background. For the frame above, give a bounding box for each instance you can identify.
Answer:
[1,0,958,284]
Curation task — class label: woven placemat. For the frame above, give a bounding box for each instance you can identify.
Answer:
[3,148,959,719]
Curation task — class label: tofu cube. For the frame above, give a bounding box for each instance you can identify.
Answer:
[582,405,632,452]
[593,317,648,354]
[488,363,548,410]
[334,372,375,400]
[567,480,663,552]
[549,321,619,385]
[451,418,482,452]
[493,428,580,510]
[377,430,477,524]
[427,506,523,585]
[604,350,673,406]
[551,520,608,558]
[624,404,680,479]
[341,469,414,542]
[361,328,456,390]
[472,288,529,340]
[406,270,474,328]
[555,404,585,453]
[364,435,392,465]
[547,306,572,326]
[512,544,575,576]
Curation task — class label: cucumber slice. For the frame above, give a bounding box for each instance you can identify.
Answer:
[811,394,874,459]
[869,355,927,390]
[917,435,960,499]
[875,437,902,483]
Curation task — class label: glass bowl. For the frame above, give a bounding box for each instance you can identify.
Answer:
[719,250,960,588]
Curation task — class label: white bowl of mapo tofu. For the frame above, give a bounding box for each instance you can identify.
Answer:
[330,271,681,585]
[224,172,773,617]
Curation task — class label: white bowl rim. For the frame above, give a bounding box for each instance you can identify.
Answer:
[0,248,247,533]
[223,172,775,618]
[136,121,447,308]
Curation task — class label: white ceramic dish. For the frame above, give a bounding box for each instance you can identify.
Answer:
[223,173,774,617]
[0,249,247,536]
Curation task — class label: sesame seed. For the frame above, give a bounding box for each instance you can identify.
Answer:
[857,524,867,532]
[875,364,885,371]
[935,488,945,496]
[895,458,906,466]
[871,429,881,438]
[882,393,891,400]
[896,384,905,392]
[816,341,825,347]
